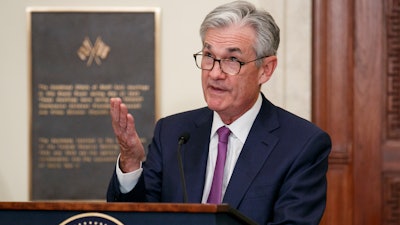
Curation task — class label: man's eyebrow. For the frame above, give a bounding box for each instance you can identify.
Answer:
[227,47,242,54]
[203,43,243,54]
[203,43,212,50]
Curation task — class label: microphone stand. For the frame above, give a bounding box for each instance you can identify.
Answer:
[177,134,189,203]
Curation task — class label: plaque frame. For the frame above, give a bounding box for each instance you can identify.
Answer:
[27,7,161,200]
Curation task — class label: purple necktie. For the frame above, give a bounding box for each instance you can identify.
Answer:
[207,126,231,204]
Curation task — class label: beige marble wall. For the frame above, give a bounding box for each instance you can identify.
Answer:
[0,0,311,201]
[260,0,312,120]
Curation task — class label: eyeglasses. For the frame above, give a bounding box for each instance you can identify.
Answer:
[193,51,268,76]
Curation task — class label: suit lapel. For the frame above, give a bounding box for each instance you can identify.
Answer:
[223,97,280,208]
[183,110,213,202]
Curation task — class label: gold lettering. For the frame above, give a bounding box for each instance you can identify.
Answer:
[127,91,140,96]
[50,138,74,144]
[37,136,122,169]
[107,90,118,96]
[127,84,150,91]
[74,91,88,97]
[39,97,53,103]
[80,97,92,103]
[50,84,73,91]
[123,96,144,102]
[76,138,96,143]
[46,91,56,97]
[100,84,112,90]
[77,144,97,150]
[57,91,72,97]
[67,109,86,115]
[93,156,116,162]
[126,103,142,109]
[56,97,78,103]
[113,84,125,90]
[92,103,109,109]
[94,97,108,103]
[39,103,66,109]
[90,91,106,97]
[75,84,90,90]
[69,103,90,109]
[38,110,49,115]
[38,84,48,90]
[50,109,65,115]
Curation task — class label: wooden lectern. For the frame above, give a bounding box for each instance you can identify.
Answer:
[0,202,257,225]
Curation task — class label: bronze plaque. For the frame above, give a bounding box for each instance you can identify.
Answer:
[28,8,160,200]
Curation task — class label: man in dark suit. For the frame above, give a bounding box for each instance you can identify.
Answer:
[107,1,332,224]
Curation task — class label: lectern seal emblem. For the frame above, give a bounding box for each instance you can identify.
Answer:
[59,212,124,225]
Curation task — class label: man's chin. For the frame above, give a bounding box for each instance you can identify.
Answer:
[206,102,225,112]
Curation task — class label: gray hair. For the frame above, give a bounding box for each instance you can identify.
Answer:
[200,0,280,60]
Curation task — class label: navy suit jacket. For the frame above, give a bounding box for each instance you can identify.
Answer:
[107,94,332,225]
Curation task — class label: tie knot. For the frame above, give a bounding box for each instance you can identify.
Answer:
[217,126,231,144]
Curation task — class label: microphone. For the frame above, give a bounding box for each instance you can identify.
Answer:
[178,132,190,145]
[177,132,190,203]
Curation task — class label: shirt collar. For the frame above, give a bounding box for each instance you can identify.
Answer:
[211,93,262,143]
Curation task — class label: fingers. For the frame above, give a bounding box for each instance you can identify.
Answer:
[125,115,145,162]
[120,113,140,150]
[126,113,135,139]
[109,97,145,160]
[110,97,121,123]
[110,98,126,135]
[110,97,135,136]
[119,103,128,129]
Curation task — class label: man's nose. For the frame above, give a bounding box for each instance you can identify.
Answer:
[209,60,225,78]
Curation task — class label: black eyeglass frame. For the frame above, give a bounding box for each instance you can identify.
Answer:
[193,51,269,76]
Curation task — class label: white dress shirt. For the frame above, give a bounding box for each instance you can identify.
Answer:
[116,93,262,203]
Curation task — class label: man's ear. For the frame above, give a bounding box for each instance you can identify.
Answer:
[258,56,278,85]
